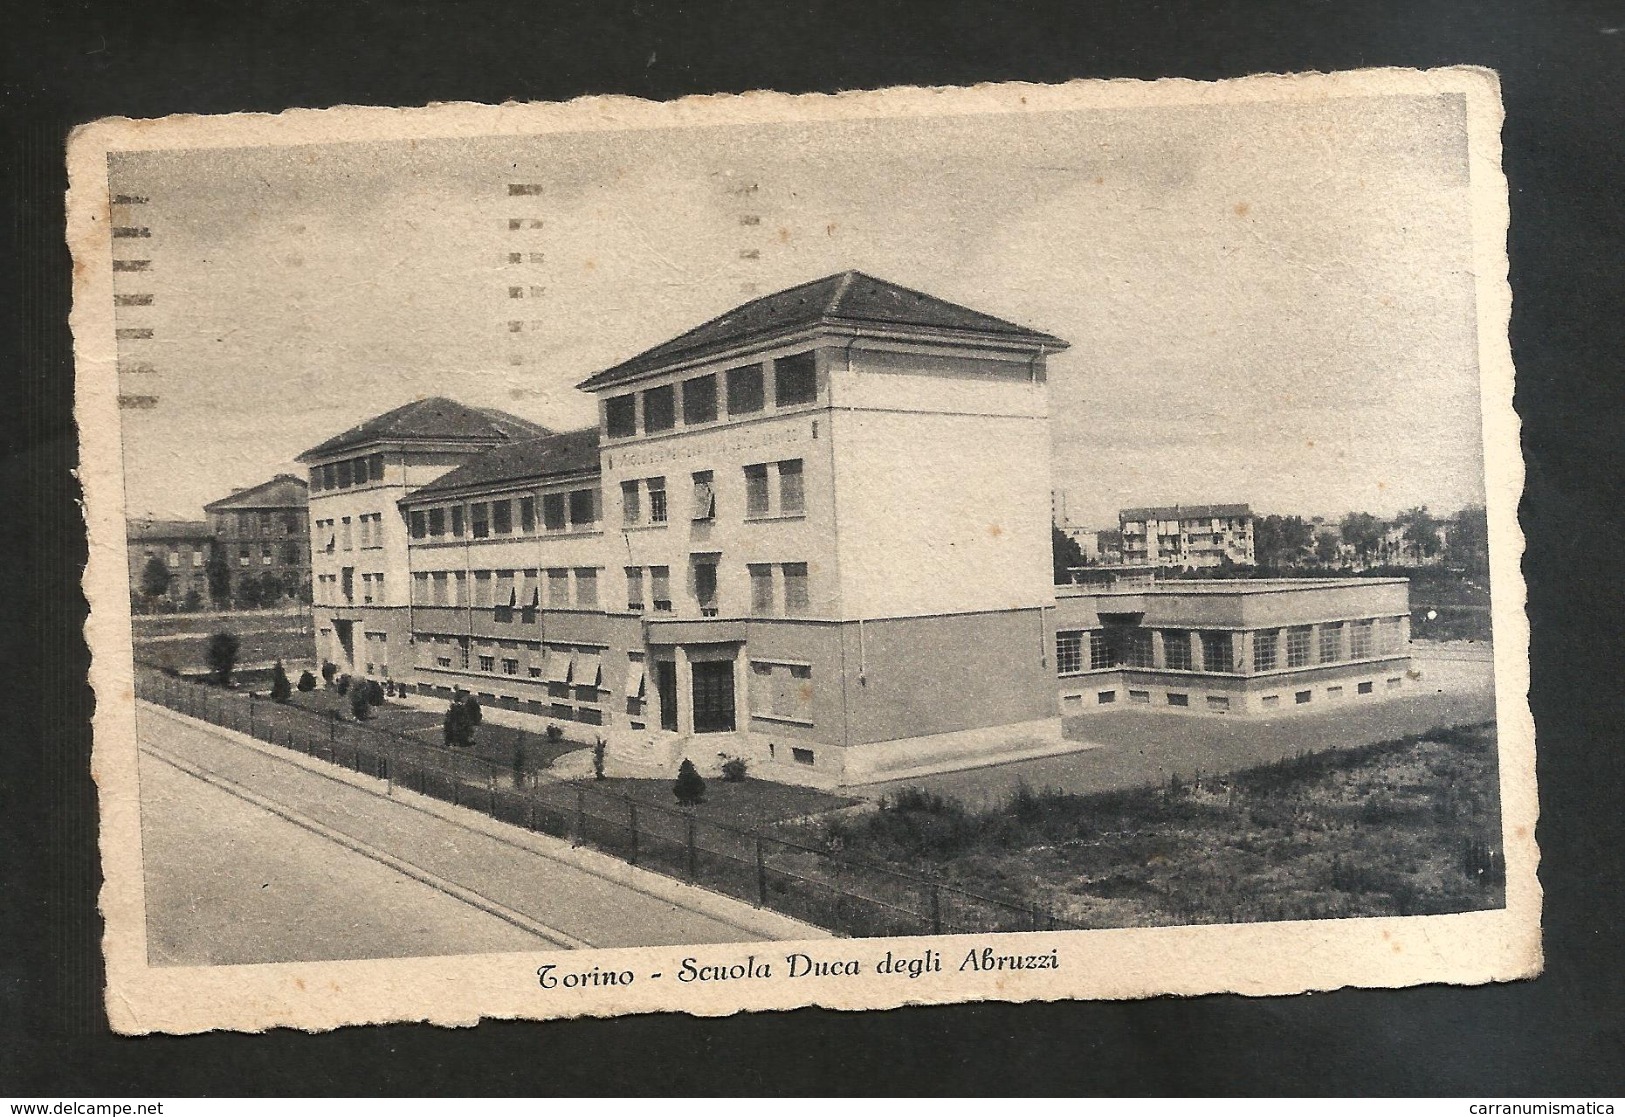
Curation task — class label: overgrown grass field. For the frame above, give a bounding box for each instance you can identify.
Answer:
[790,724,1505,928]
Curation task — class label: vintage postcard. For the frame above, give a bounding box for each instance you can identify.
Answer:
[70,68,1538,1034]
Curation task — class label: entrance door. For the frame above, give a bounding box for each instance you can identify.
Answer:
[691,660,736,733]
[656,661,679,732]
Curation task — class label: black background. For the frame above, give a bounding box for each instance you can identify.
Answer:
[4,0,1623,1096]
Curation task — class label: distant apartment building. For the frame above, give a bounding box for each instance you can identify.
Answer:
[1119,503,1254,568]
[298,271,1068,787]
[126,519,213,603]
[204,474,312,602]
[1055,577,1413,717]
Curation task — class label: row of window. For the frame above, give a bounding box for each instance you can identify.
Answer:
[409,489,597,541]
[1069,676,1402,712]
[310,453,386,493]
[620,458,805,528]
[603,352,817,439]
[412,567,600,611]
[315,514,385,553]
[212,511,303,538]
[315,569,386,606]
[1057,619,1405,676]
[151,547,206,569]
[747,563,811,617]
[239,542,302,567]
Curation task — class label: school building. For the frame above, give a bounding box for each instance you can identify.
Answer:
[297,272,1414,786]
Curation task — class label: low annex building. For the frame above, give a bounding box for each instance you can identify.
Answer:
[1055,577,1414,717]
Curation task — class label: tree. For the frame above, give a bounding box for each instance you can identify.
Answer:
[443,694,482,748]
[270,659,291,703]
[1446,505,1490,576]
[182,589,203,612]
[206,632,240,687]
[366,679,385,707]
[1395,505,1442,562]
[1253,514,1314,572]
[297,669,317,692]
[140,555,172,600]
[1314,531,1342,566]
[1052,525,1085,585]
[205,549,232,607]
[674,758,706,806]
[349,679,372,720]
[1339,512,1385,564]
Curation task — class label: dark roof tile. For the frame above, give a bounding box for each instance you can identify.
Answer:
[296,398,551,461]
[204,473,309,513]
[404,427,601,501]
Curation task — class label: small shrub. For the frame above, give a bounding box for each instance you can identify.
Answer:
[545,723,565,744]
[349,681,372,721]
[592,737,606,780]
[335,673,351,695]
[321,661,336,685]
[367,679,385,707]
[720,756,748,783]
[182,589,203,612]
[443,693,481,748]
[296,669,317,692]
[205,632,240,687]
[269,659,291,703]
[674,758,706,806]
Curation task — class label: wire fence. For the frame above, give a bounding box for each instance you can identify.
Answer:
[135,667,1082,939]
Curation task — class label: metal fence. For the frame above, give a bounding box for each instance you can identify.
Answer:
[135,668,1080,938]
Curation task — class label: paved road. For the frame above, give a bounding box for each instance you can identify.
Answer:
[138,705,813,966]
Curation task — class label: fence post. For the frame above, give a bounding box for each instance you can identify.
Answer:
[685,815,697,882]
[931,884,942,935]
[574,788,586,848]
[248,693,255,739]
[755,837,768,908]
[628,803,639,865]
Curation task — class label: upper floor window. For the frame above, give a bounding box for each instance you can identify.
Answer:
[744,459,805,518]
[782,563,809,615]
[726,364,764,414]
[605,394,636,438]
[643,384,675,433]
[542,493,566,532]
[471,502,490,539]
[568,489,597,530]
[1162,630,1192,671]
[691,471,715,521]
[451,504,465,537]
[774,351,817,407]
[519,496,536,533]
[427,507,446,537]
[647,477,668,523]
[682,374,718,425]
[621,480,640,526]
[492,499,513,535]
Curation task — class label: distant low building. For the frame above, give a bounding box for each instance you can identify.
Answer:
[204,473,312,603]
[1119,503,1254,568]
[127,519,214,604]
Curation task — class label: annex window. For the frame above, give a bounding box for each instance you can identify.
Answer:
[573,568,598,608]
[1349,618,1374,659]
[691,471,715,521]
[1253,629,1279,673]
[682,374,718,425]
[470,502,490,539]
[744,464,771,518]
[1285,626,1313,668]
[621,480,641,525]
[1162,630,1192,671]
[643,384,675,433]
[1056,631,1084,675]
[726,364,764,414]
[782,563,809,615]
[542,492,566,532]
[650,566,672,612]
[605,394,636,437]
[774,351,817,407]
[568,488,597,530]
[519,496,535,533]
[492,500,513,535]
[1318,622,1344,664]
[647,477,668,523]
[748,564,775,616]
[1199,631,1236,673]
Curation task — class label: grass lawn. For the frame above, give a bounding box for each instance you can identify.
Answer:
[581,775,857,831]
[135,621,315,673]
[786,723,1505,928]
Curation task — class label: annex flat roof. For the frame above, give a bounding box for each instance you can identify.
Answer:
[576,271,1070,392]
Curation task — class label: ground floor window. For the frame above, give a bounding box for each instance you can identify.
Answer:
[749,660,813,725]
[1167,692,1189,707]
[1285,626,1313,668]
[1097,690,1116,704]
[1056,631,1083,675]
[1162,631,1191,671]
[1358,680,1374,695]
[1295,689,1312,704]
[1129,689,1150,704]
[1253,629,1279,672]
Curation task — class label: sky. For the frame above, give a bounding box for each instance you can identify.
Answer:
[109,92,1487,527]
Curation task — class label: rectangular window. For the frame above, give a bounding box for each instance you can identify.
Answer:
[1349,618,1374,659]
[451,505,465,537]
[682,374,718,425]
[1124,629,1154,669]
[1262,694,1280,708]
[519,496,535,533]
[1162,631,1192,671]
[1089,630,1117,671]
[1285,626,1313,668]
[192,550,204,568]
[1319,622,1343,664]
[574,568,598,608]
[782,563,809,615]
[1327,685,1344,699]
[261,543,273,565]
[413,572,430,604]
[643,384,675,433]
[452,571,468,608]
[569,488,597,529]
[479,655,495,673]
[625,566,644,612]
[501,658,519,675]
[427,507,445,537]
[1387,677,1403,690]
[470,502,490,538]
[1206,695,1230,711]
[369,454,385,481]
[1253,629,1278,672]
[1056,631,1083,675]
[744,464,771,517]
[1098,690,1117,704]
[321,463,336,490]
[691,471,715,521]
[542,492,566,532]
[167,550,180,568]
[774,351,817,406]
[621,480,641,525]
[778,460,805,515]
[650,566,671,612]
[750,661,814,725]
[749,564,775,616]
[1199,632,1235,673]
[694,560,719,615]
[1358,680,1375,695]
[431,572,449,606]
[492,500,513,535]
[1129,689,1150,704]
[1167,692,1189,707]
[336,459,353,489]
[473,571,493,608]
[546,568,570,607]
[726,364,764,414]
[791,747,815,766]
[647,478,667,523]
[1295,689,1313,704]
[605,395,636,437]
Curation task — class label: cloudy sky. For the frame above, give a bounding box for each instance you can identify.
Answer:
[110,92,1486,527]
